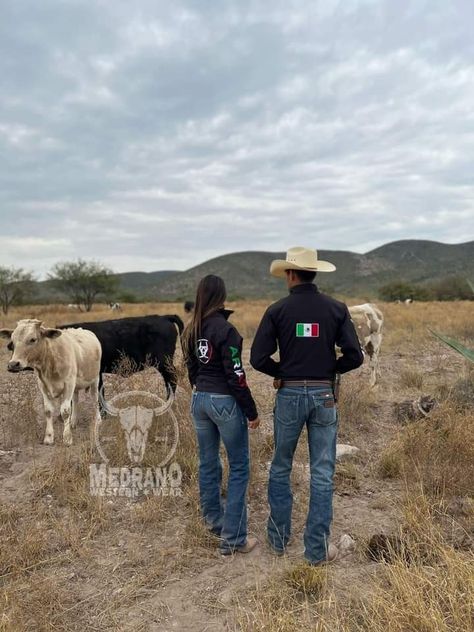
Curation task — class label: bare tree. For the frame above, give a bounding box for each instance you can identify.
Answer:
[49,259,118,312]
[0,267,35,314]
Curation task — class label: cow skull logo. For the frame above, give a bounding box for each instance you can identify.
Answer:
[95,390,178,466]
[118,405,154,464]
[197,338,212,364]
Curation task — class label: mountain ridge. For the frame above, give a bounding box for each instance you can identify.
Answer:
[120,239,474,300]
[32,239,474,302]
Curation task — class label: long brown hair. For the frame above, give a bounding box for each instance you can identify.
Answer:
[183,274,227,355]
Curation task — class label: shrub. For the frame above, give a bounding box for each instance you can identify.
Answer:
[429,275,474,301]
[378,281,432,302]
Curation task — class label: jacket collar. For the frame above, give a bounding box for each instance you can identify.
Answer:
[207,308,234,320]
[219,308,234,320]
[289,283,319,295]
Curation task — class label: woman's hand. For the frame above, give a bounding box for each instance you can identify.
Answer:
[248,416,260,429]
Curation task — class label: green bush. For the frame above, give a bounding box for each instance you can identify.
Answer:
[378,281,431,302]
[428,276,474,301]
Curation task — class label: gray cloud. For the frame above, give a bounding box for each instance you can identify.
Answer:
[1,0,473,277]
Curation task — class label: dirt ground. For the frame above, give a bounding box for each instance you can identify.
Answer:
[0,301,471,631]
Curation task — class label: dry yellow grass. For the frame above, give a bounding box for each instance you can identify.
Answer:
[3,299,472,362]
[236,562,336,632]
[0,504,51,579]
[380,300,473,351]
[349,491,474,632]
[337,375,376,432]
[380,403,474,497]
[2,299,473,373]
[237,491,473,632]
[398,366,424,389]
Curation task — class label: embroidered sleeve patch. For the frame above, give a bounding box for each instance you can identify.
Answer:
[296,323,319,337]
[229,345,247,387]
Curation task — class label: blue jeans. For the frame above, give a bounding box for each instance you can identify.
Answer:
[267,386,338,564]
[191,391,249,552]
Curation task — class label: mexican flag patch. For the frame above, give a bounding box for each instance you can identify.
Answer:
[296,323,319,337]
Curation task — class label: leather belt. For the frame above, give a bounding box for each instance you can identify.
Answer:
[280,379,332,388]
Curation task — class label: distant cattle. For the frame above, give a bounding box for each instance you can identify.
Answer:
[68,304,81,311]
[0,319,102,445]
[184,301,195,314]
[348,303,383,387]
[60,314,184,412]
[109,302,122,311]
[404,298,413,305]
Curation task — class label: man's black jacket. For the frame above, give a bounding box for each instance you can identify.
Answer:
[250,284,363,380]
[185,309,258,421]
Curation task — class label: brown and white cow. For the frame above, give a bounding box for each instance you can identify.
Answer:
[348,303,383,387]
[0,319,102,446]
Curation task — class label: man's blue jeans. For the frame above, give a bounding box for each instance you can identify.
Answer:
[191,391,249,552]
[267,385,338,564]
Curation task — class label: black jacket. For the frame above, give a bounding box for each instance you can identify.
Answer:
[250,284,363,380]
[185,309,258,421]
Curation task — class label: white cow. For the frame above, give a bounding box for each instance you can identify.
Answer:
[109,302,122,311]
[348,303,383,387]
[0,319,102,446]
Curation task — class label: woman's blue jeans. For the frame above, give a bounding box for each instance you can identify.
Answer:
[191,391,249,552]
[267,386,338,564]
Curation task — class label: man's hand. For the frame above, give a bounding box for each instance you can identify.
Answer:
[248,416,260,429]
[273,378,282,389]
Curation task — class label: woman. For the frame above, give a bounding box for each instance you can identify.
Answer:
[183,274,260,556]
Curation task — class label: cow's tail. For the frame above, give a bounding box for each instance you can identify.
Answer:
[166,315,184,336]
[98,385,116,417]
[159,382,176,415]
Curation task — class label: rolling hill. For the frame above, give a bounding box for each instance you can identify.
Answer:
[32,239,474,302]
[117,239,474,300]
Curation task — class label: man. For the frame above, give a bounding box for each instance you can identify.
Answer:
[250,246,364,565]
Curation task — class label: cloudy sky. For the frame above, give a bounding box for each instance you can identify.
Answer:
[1,0,473,277]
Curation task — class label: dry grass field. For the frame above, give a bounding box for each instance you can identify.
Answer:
[0,300,473,631]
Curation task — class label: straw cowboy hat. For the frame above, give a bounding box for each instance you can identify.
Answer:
[270,246,336,278]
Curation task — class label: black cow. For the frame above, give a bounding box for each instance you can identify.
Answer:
[60,315,184,404]
[184,301,195,314]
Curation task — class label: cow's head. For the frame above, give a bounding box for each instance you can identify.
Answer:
[0,319,62,372]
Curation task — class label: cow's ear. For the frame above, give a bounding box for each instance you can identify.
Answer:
[42,328,62,339]
[0,329,13,340]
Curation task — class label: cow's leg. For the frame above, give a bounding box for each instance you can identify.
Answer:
[369,359,377,387]
[97,372,107,418]
[43,396,56,445]
[60,383,76,446]
[364,341,377,387]
[70,391,79,429]
[37,382,56,445]
[90,377,102,423]
[370,333,382,386]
